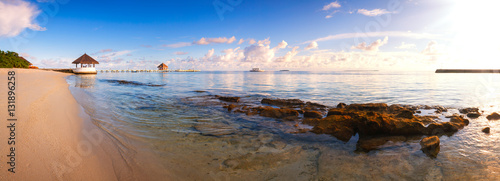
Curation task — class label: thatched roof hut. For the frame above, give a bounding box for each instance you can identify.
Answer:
[72,53,99,65]
[157,63,168,70]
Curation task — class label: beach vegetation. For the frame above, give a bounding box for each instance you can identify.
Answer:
[0,50,30,68]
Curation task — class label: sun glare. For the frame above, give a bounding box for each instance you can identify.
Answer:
[449,0,500,68]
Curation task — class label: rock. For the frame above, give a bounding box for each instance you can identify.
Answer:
[223,104,238,111]
[416,110,422,113]
[193,90,206,93]
[396,109,416,119]
[459,107,479,114]
[194,123,237,136]
[420,136,440,158]
[306,102,328,109]
[258,106,299,118]
[310,115,355,142]
[466,112,481,119]
[434,106,447,113]
[449,115,469,126]
[336,103,347,108]
[482,127,490,133]
[304,111,323,118]
[261,98,305,107]
[346,103,388,112]
[486,112,500,120]
[356,136,407,151]
[218,96,240,102]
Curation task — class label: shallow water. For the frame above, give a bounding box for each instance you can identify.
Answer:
[66,71,500,180]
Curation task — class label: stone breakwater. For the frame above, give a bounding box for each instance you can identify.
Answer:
[182,94,498,156]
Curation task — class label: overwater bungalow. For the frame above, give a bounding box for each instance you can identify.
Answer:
[72,53,99,74]
[157,63,168,70]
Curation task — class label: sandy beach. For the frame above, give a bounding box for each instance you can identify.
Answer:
[0,69,144,180]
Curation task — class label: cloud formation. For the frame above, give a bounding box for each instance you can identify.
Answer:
[306,31,438,44]
[357,9,392,16]
[162,42,192,48]
[351,36,388,51]
[305,41,318,50]
[0,0,46,37]
[421,41,441,55]
[395,42,416,49]
[193,36,237,45]
[322,1,341,11]
[174,51,189,55]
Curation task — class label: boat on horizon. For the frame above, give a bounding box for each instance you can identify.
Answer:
[250,68,265,72]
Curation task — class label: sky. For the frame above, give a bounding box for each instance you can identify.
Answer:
[0,0,499,71]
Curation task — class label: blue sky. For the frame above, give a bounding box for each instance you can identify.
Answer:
[0,0,498,70]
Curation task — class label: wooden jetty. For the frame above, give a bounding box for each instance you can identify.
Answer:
[42,69,200,74]
[435,69,500,73]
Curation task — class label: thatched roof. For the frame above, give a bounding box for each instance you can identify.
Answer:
[72,53,99,64]
[157,63,168,68]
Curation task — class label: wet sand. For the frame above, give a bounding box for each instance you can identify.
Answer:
[0,69,146,180]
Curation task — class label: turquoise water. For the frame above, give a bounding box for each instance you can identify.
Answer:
[66,71,500,180]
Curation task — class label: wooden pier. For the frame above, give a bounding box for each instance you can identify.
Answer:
[99,69,200,73]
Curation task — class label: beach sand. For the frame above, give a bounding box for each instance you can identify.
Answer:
[0,69,148,180]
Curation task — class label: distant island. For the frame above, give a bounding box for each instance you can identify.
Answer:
[435,69,500,73]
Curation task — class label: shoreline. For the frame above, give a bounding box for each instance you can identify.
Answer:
[0,69,144,180]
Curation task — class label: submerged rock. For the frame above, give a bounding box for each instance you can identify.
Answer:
[258,106,299,119]
[304,111,323,118]
[420,136,440,158]
[336,102,347,108]
[218,96,240,102]
[466,112,481,119]
[310,115,355,142]
[346,103,388,112]
[486,112,500,120]
[459,107,479,114]
[482,127,490,134]
[261,98,305,107]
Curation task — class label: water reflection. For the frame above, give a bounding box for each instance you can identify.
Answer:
[74,74,96,88]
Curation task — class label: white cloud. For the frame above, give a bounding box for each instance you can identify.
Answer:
[325,10,340,19]
[96,50,133,63]
[323,1,341,11]
[305,41,319,50]
[227,36,236,44]
[174,51,189,55]
[248,39,257,45]
[0,0,46,37]
[306,31,438,44]
[204,49,215,60]
[351,36,388,51]
[193,36,237,45]
[238,39,244,45]
[243,40,287,63]
[357,9,392,16]
[257,38,271,45]
[421,41,441,55]
[162,42,192,48]
[243,45,275,63]
[275,46,299,62]
[395,42,417,49]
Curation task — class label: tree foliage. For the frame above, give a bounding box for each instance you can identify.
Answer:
[0,50,30,68]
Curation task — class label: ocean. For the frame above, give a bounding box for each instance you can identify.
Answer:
[66,71,500,180]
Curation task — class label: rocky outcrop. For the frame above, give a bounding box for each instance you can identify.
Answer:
[261,98,305,107]
[459,107,479,114]
[303,107,469,143]
[482,127,490,134]
[346,103,388,112]
[217,96,240,102]
[258,106,299,119]
[420,136,440,158]
[486,112,500,120]
[304,111,323,118]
